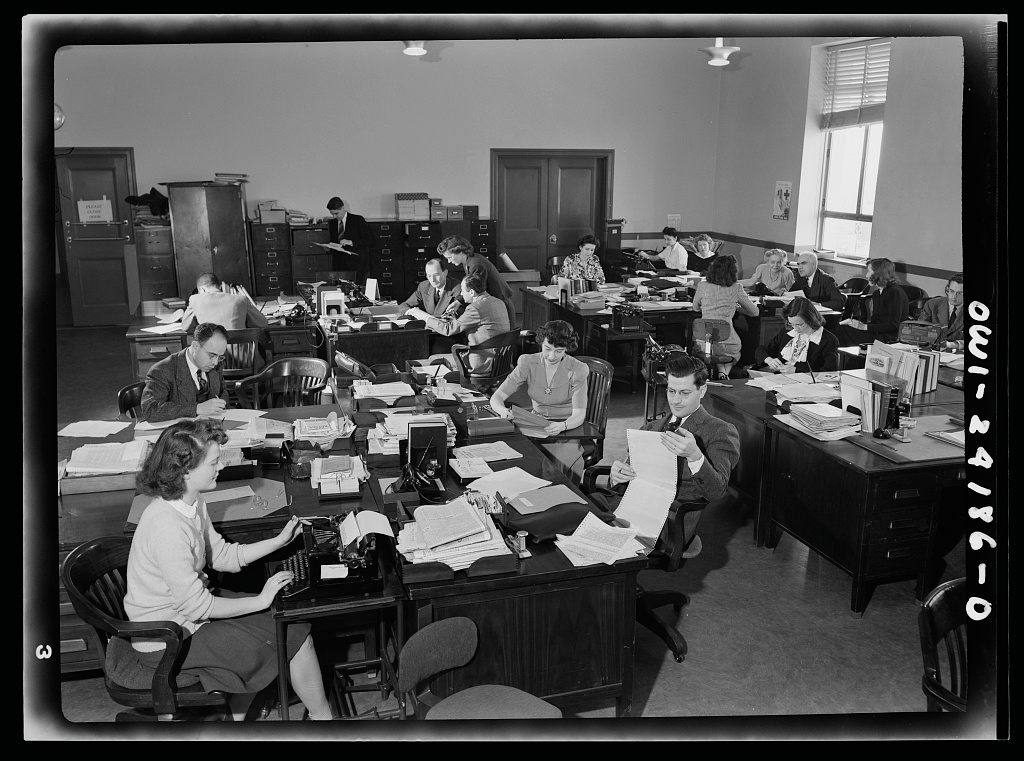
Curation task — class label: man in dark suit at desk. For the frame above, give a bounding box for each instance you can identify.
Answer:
[596,354,740,558]
[139,323,230,422]
[326,196,375,280]
[399,258,460,317]
[793,252,845,311]
[919,272,965,350]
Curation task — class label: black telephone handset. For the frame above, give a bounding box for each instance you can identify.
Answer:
[285,304,316,326]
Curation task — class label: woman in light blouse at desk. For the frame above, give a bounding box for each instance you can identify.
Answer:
[115,419,334,721]
[557,234,606,285]
[752,297,840,373]
[740,248,796,296]
[639,227,690,271]
[490,320,591,479]
[691,254,759,377]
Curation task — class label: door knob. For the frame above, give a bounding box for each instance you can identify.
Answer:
[548,234,558,245]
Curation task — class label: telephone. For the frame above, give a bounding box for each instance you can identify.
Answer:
[284,304,317,326]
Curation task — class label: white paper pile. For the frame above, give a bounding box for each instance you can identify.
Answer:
[396,497,511,570]
[772,382,842,403]
[788,403,860,433]
[66,440,150,475]
[293,412,353,448]
[351,381,416,406]
[367,412,456,455]
[58,420,132,438]
[555,512,645,566]
[451,441,523,462]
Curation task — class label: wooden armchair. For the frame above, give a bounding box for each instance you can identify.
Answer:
[452,329,520,394]
[235,357,330,410]
[60,536,230,721]
[918,577,968,712]
[549,356,612,470]
[116,381,146,419]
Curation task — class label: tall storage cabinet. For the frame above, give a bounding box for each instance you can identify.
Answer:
[165,181,253,295]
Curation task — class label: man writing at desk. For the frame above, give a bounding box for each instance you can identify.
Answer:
[139,323,230,422]
[792,252,845,311]
[593,354,740,558]
[181,273,269,333]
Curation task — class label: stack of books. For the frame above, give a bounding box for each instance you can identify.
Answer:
[396,497,512,571]
[788,403,861,435]
[839,368,908,433]
[215,172,249,183]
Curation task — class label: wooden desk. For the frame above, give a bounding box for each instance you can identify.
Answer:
[330,326,431,368]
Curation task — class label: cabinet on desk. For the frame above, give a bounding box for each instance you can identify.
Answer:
[130,335,188,381]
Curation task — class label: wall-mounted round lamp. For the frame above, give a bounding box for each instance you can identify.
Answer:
[54,102,66,130]
[402,41,427,56]
[699,37,741,67]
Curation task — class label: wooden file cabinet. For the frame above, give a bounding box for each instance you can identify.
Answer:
[134,225,178,301]
[250,222,293,297]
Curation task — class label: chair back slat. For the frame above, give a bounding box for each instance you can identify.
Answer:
[236,357,329,410]
[117,382,146,419]
[918,577,968,711]
[61,537,133,639]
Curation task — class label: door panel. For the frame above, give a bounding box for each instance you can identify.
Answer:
[549,159,600,262]
[168,186,212,295]
[498,159,548,271]
[56,149,136,325]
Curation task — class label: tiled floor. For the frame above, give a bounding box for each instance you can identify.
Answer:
[50,328,967,737]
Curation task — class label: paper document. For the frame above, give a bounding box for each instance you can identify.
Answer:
[58,420,132,437]
[339,509,395,547]
[554,513,641,566]
[313,242,358,256]
[204,485,255,504]
[320,564,350,580]
[140,322,184,334]
[220,408,268,423]
[613,429,679,541]
[66,440,150,475]
[452,441,523,462]
[924,428,965,448]
[134,417,191,431]
[469,466,550,501]
[508,484,587,515]
[449,458,494,479]
[413,497,487,549]
[157,309,185,324]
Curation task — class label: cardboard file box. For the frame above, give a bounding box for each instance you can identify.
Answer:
[430,206,448,219]
[461,205,479,221]
[446,206,463,220]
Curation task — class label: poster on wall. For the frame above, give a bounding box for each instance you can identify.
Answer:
[773,181,792,221]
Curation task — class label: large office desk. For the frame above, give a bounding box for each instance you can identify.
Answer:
[703,379,966,614]
[839,346,966,390]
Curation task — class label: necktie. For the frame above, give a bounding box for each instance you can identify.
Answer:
[197,369,209,399]
[948,307,957,328]
[665,416,681,432]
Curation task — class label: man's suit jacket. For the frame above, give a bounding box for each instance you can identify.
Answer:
[180,291,269,333]
[792,270,846,311]
[139,349,227,422]
[425,293,511,374]
[640,405,740,506]
[328,213,375,277]
[919,296,964,344]
[399,278,460,316]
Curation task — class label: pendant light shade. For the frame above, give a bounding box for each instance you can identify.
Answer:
[700,37,741,67]
[403,41,427,56]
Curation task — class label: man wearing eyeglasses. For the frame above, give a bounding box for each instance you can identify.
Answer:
[919,273,964,350]
[140,323,230,421]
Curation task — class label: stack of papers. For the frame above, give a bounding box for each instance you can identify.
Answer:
[788,403,861,433]
[555,513,645,567]
[468,466,551,500]
[396,497,512,571]
[924,428,965,449]
[352,381,416,405]
[448,458,494,480]
[773,414,861,441]
[58,420,132,438]
[772,383,842,403]
[294,412,353,447]
[310,455,369,488]
[66,440,150,475]
[367,412,456,455]
[746,371,838,390]
[451,441,523,462]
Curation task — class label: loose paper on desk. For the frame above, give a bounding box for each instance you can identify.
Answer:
[157,309,185,324]
[433,385,487,402]
[203,485,255,504]
[509,484,586,515]
[221,408,268,423]
[140,322,184,334]
[414,497,487,549]
[555,512,642,566]
[58,420,132,437]
[66,440,150,474]
[311,455,368,488]
[134,417,190,431]
[451,441,523,462]
[469,466,550,501]
[448,458,494,479]
[614,429,679,541]
[339,509,395,548]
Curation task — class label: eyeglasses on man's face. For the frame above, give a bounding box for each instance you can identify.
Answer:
[945,286,964,298]
[198,343,226,363]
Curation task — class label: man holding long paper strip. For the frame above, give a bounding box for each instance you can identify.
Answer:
[592,354,739,558]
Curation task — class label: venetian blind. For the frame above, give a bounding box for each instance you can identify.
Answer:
[821,39,892,129]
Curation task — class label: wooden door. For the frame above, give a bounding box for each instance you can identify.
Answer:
[493,150,612,273]
[55,148,137,325]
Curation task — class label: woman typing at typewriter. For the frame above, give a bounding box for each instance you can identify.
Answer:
[639,227,690,271]
[490,320,591,479]
[114,419,335,721]
[751,297,840,373]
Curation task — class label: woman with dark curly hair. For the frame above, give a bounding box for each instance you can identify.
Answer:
[834,257,909,345]
[437,234,517,327]
[558,234,606,285]
[113,419,334,720]
[691,254,759,376]
[686,233,719,275]
[490,320,591,477]
[752,297,840,373]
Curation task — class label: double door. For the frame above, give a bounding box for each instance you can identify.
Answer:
[493,150,612,273]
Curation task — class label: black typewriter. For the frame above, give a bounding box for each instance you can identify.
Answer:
[641,335,686,383]
[611,302,644,333]
[270,516,384,602]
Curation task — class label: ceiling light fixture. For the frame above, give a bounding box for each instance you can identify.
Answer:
[403,41,427,56]
[700,37,741,67]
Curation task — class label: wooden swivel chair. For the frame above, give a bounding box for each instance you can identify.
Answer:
[692,318,735,380]
[221,328,263,403]
[545,256,565,283]
[558,356,613,470]
[235,357,330,410]
[397,617,561,720]
[116,381,146,419]
[60,536,231,721]
[918,577,968,712]
[452,329,520,394]
[900,284,928,319]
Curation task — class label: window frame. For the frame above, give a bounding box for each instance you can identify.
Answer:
[817,122,883,259]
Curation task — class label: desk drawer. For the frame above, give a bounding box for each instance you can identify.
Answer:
[140,280,178,301]
[292,254,333,272]
[138,255,176,284]
[865,538,930,577]
[136,227,172,255]
[870,474,940,512]
[251,224,291,250]
[135,337,184,362]
[253,253,289,275]
[269,330,314,355]
[866,508,932,542]
[254,273,289,297]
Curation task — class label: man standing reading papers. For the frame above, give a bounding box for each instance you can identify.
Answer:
[592,354,739,559]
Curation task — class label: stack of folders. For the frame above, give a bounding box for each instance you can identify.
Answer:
[510,405,553,438]
[351,381,417,406]
[865,341,935,395]
[839,368,907,433]
[367,412,456,455]
[772,382,842,404]
[395,497,511,571]
[788,403,861,437]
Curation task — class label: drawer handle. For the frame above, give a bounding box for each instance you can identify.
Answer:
[267,251,278,258]
[888,518,918,530]
[885,548,911,560]
[149,265,162,270]
[892,488,920,500]
[266,227,276,233]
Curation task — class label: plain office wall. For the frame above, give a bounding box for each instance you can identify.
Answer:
[53,39,721,236]
[711,36,963,296]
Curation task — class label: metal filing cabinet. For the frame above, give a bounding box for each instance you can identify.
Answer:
[135,225,178,301]
[249,222,292,297]
[290,225,332,291]
[367,221,405,300]
[404,221,442,298]
[470,219,500,264]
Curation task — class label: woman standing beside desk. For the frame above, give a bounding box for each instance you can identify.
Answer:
[490,320,590,479]
[113,419,335,721]
[833,257,909,346]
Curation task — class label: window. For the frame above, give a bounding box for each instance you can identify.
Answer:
[818,39,891,260]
